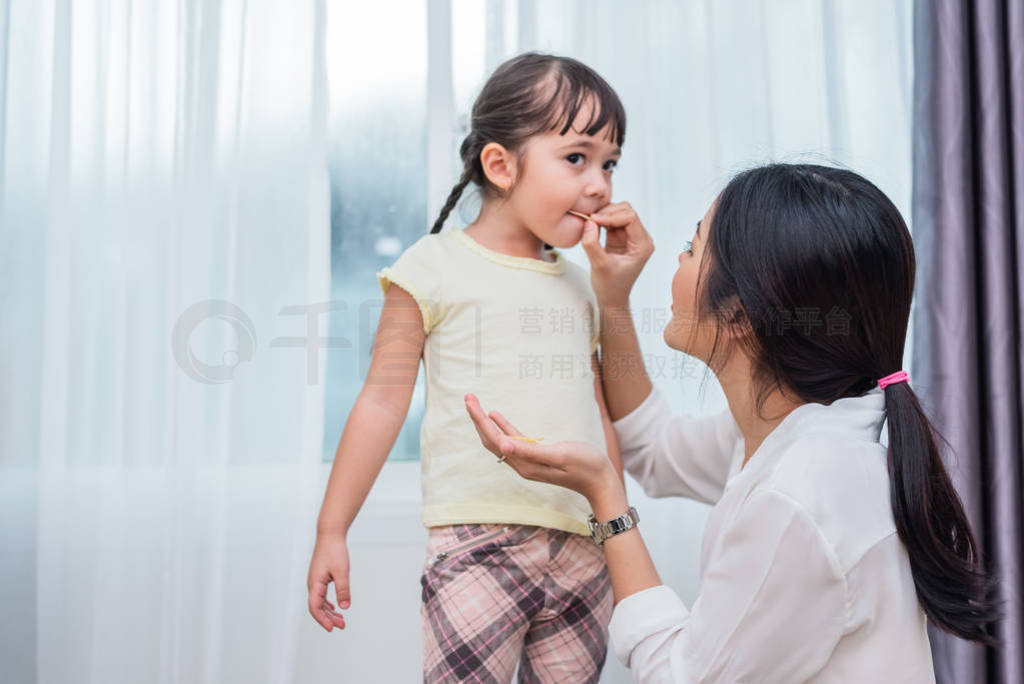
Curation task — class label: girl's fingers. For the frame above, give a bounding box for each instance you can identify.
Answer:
[321,604,345,631]
[308,578,328,614]
[309,587,336,631]
[322,600,343,617]
[323,602,346,623]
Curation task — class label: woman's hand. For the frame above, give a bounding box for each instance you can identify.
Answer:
[463,393,623,507]
[582,202,655,307]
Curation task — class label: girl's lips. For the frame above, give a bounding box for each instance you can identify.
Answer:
[567,209,604,226]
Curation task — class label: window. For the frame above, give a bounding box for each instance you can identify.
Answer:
[323,0,429,462]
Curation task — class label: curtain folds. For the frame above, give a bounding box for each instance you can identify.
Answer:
[1,1,330,682]
[912,0,1024,682]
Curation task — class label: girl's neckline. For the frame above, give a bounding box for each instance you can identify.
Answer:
[452,228,566,275]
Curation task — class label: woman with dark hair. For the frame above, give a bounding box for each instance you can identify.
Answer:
[465,163,1002,681]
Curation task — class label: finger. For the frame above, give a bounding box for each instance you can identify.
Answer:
[590,203,633,227]
[593,204,647,244]
[464,393,510,453]
[487,410,523,438]
[494,435,553,465]
[579,221,607,267]
[322,601,347,626]
[319,601,346,631]
[588,201,621,220]
[464,393,497,442]
[335,574,351,610]
[309,588,334,631]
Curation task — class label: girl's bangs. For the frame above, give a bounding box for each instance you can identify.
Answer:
[539,73,626,145]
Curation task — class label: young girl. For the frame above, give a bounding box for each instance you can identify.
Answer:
[307,53,627,682]
[465,163,1002,680]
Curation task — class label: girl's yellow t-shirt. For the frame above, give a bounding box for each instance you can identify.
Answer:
[376,228,605,535]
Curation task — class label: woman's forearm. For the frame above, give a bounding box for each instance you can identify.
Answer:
[599,303,654,421]
[590,476,662,602]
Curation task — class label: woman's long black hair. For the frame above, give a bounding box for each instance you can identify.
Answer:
[700,163,1002,646]
[429,52,626,236]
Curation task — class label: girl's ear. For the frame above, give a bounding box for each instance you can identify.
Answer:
[480,142,517,191]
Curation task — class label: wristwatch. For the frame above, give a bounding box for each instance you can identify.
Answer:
[587,506,639,546]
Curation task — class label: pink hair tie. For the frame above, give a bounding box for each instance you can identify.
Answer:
[878,370,909,389]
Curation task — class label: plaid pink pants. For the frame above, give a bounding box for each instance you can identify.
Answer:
[420,523,612,683]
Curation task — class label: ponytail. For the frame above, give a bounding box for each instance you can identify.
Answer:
[884,382,1003,646]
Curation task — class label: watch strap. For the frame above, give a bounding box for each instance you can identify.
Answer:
[587,506,639,546]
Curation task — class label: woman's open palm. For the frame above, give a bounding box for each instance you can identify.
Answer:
[463,393,614,502]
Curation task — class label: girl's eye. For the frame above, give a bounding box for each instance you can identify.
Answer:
[683,240,693,255]
[566,153,584,165]
[604,159,618,172]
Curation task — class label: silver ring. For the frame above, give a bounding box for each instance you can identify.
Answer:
[496,452,509,464]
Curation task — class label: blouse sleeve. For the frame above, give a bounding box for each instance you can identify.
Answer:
[608,489,848,682]
[376,234,446,334]
[611,386,742,505]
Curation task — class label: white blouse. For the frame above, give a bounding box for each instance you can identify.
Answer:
[607,386,935,683]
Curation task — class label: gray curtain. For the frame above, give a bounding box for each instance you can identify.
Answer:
[912,0,1023,682]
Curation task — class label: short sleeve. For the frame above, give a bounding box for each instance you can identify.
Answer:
[609,489,848,682]
[376,234,446,334]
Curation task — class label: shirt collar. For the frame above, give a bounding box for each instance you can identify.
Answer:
[451,229,566,275]
[727,387,887,483]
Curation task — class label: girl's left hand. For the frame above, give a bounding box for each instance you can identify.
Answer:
[463,393,621,505]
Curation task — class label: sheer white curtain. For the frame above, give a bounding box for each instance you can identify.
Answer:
[2,0,330,682]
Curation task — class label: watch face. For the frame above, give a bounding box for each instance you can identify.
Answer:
[588,508,638,545]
